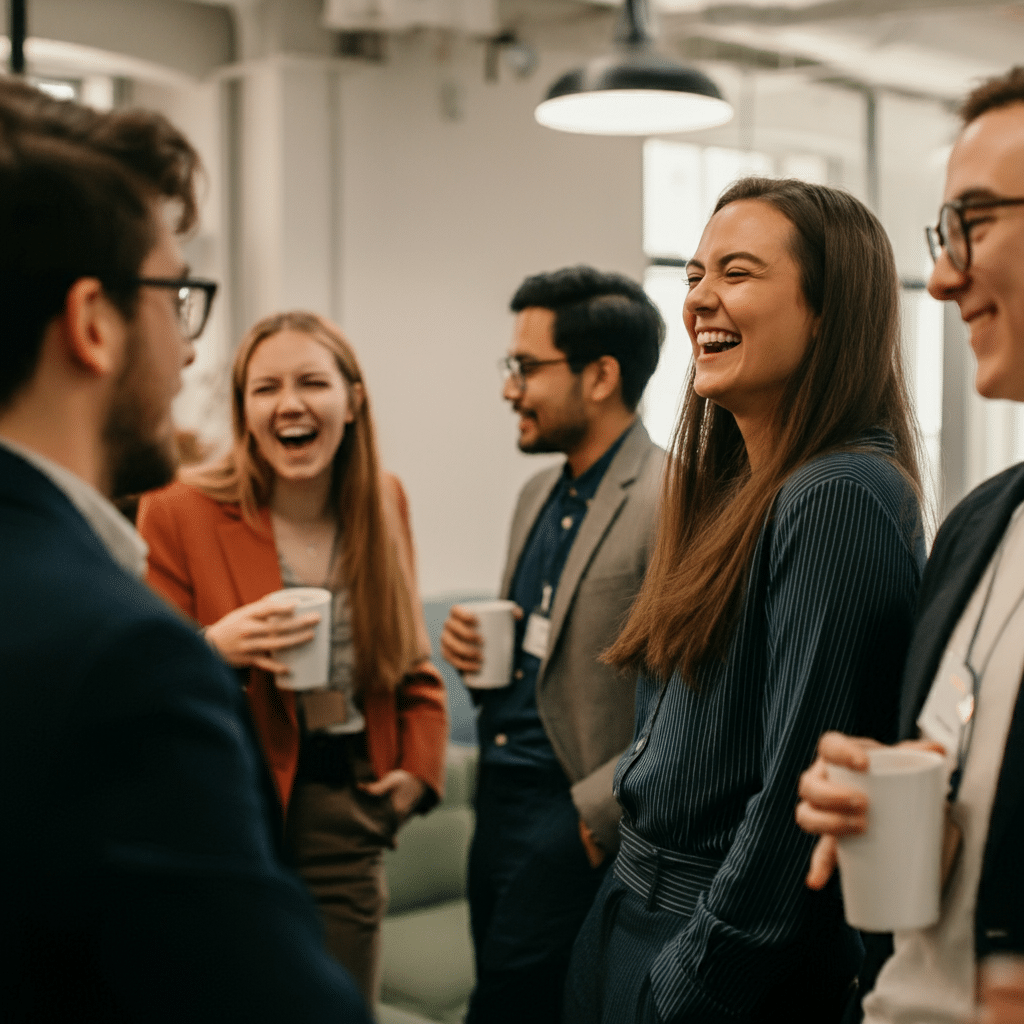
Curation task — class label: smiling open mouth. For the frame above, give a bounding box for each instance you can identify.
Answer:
[698,330,741,354]
[277,426,318,448]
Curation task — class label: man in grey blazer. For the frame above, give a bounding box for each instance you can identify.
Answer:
[441,266,665,1024]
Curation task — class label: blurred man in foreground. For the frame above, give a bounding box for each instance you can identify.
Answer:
[0,77,369,1023]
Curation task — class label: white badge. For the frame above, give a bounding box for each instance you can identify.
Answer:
[917,644,974,756]
[522,613,551,660]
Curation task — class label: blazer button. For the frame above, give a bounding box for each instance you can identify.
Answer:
[514,669,524,680]
[561,515,573,529]
[494,733,508,746]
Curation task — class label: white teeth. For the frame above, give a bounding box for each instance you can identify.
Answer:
[697,330,741,346]
[277,425,314,438]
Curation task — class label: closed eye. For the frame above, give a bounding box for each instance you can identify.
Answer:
[686,275,703,288]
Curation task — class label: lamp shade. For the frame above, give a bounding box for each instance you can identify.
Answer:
[536,47,733,135]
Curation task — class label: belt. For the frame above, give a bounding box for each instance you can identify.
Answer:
[614,821,723,917]
[295,730,366,788]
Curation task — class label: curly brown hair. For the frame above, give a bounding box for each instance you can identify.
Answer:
[960,66,1024,125]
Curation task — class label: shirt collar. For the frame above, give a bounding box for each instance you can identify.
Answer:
[0,436,149,578]
[561,420,633,500]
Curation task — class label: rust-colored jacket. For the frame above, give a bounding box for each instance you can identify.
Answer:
[137,475,448,813]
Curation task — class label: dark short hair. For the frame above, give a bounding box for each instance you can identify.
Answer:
[960,66,1024,124]
[510,265,664,411]
[0,76,201,409]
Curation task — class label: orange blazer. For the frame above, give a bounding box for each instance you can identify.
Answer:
[137,474,448,814]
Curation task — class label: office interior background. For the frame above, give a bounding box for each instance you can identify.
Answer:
[5,0,1024,601]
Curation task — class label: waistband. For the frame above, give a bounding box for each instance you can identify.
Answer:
[614,821,723,918]
[295,729,367,788]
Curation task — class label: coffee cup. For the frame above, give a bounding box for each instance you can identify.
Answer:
[460,599,516,690]
[267,587,332,691]
[829,747,947,932]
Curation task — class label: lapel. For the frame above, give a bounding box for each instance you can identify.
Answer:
[541,420,651,680]
[215,507,284,608]
[900,464,1024,736]
[500,465,562,599]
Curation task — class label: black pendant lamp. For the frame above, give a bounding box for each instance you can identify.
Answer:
[535,0,733,136]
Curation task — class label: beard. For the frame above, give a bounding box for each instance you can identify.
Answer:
[102,323,179,500]
[517,414,588,455]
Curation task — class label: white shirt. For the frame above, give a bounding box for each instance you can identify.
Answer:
[863,502,1024,1024]
[0,436,148,578]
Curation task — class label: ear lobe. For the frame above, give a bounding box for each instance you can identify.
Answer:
[61,278,127,377]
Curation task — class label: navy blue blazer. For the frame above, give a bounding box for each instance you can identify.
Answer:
[0,447,370,1023]
[898,461,1024,957]
[856,460,1024,1014]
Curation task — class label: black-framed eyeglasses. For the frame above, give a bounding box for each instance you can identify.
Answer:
[132,277,218,341]
[925,197,1024,273]
[499,355,569,390]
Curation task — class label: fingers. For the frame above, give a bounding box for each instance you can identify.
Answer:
[977,956,1024,1024]
[251,653,292,675]
[816,731,877,771]
[796,758,869,838]
[441,606,484,672]
[804,836,839,890]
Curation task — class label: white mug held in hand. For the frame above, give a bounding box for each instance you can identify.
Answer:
[829,747,947,932]
[268,587,332,691]
[461,600,517,689]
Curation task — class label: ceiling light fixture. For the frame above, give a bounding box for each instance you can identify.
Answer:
[535,0,733,136]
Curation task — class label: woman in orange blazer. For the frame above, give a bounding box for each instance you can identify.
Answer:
[138,310,447,1003]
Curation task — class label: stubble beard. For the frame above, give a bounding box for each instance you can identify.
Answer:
[103,322,179,499]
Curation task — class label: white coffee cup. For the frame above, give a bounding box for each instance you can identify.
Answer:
[829,747,947,932]
[267,587,332,691]
[460,599,516,690]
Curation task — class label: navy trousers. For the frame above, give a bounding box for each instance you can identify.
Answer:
[466,763,609,1024]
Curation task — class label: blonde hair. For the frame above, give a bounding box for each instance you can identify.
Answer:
[186,311,421,694]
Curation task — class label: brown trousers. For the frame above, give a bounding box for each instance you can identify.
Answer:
[284,736,399,1005]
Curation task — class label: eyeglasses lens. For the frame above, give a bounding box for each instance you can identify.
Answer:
[941,205,968,272]
[176,287,207,341]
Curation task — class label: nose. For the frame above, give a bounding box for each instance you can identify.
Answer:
[927,247,968,302]
[182,338,196,369]
[276,383,305,412]
[502,373,523,403]
[683,277,717,318]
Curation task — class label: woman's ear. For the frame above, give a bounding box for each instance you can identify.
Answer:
[346,381,365,422]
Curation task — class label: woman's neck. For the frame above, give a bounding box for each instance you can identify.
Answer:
[734,414,775,476]
[269,473,334,525]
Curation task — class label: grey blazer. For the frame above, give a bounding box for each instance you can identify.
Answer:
[499,419,665,854]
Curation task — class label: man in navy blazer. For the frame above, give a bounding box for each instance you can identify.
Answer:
[797,67,1024,1024]
[0,79,369,1023]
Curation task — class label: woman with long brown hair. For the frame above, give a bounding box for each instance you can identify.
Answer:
[137,311,447,1003]
[564,179,926,1023]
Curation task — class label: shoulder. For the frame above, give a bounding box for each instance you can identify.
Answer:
[936,461,1024,545]
[140,479,235,522]
[777,447,915,520]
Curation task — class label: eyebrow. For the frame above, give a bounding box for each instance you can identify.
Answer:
[685,251,768,271]
[954,188,1001,205]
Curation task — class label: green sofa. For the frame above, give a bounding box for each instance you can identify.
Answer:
[377,744,477,1024]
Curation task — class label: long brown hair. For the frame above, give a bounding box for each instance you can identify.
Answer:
[607,178,922,683]
[185,311,422,695]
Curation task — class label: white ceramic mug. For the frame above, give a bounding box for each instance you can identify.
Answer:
[460,599,516,690]
[267,587,332,691]
[829,747,947,932]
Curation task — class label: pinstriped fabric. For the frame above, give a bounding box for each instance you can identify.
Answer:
[608,435,924,1022]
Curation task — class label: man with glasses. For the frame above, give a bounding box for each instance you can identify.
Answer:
[796,66,1024,1024]
[0,79,368,1022]
[441,266,665,1023]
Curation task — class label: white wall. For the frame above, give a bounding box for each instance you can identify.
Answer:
[335,34,644,596]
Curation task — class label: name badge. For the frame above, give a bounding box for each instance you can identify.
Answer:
[917,644,974,756]
[522,613,551,660]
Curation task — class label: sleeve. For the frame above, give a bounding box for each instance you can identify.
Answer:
[649,475,922,1023]
[61,616,371,1024]
[384,473,449,808]
[137,487,198,620]
[572,752,628,854]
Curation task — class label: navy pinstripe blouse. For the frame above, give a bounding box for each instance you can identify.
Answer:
[613,434,925,1020]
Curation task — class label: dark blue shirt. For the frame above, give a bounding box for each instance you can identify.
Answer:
[478,428,630,770]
